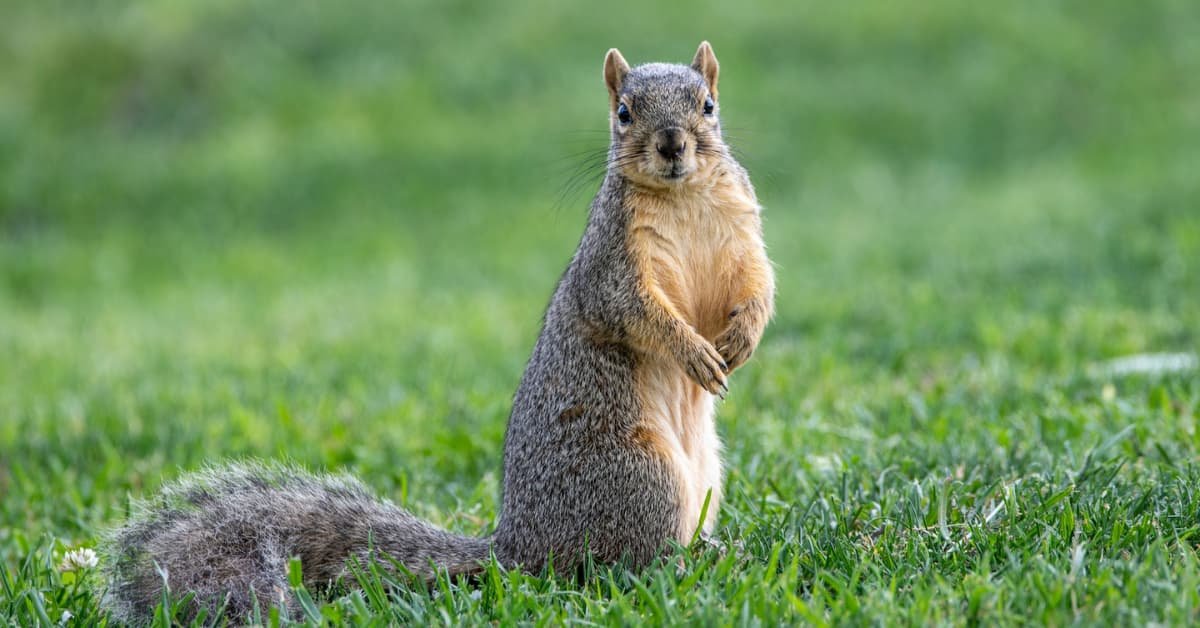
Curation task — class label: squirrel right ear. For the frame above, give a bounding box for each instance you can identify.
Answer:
[603,48,631,107]
[691,41,720,100]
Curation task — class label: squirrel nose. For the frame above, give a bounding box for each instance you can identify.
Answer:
[655,128,686,160]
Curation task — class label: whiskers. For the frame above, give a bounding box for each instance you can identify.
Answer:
[692,129,725,160]
[554,149,609,211]
[719,126,786,193]
[545,130,611,212]
[545,121,778,211]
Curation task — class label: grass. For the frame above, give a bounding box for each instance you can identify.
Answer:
[2,0,1199,624]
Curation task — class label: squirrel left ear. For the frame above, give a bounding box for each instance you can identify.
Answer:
[604,48,631,108]
[691,41,720,100]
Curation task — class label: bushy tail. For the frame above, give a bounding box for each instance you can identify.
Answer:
[100,462,491,625]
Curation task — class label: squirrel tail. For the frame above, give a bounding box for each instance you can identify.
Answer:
[100,461,491,625]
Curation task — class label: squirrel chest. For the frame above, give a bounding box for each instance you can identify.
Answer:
[625,173,763,540]
[627,175,763,338]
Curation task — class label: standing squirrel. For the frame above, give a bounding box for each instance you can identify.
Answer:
[102,41,774,624]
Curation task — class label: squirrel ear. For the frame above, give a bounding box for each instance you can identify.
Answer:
[691,41,720,100]
[604,48,631,106]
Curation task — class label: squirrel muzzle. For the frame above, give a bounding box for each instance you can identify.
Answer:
[654,127,687,160]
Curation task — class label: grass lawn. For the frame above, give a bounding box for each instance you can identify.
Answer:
[2,0,1199,624]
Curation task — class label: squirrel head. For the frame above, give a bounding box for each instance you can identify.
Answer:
[603,42,724,190]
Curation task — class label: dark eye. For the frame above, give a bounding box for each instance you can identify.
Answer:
[703,96,715,115]
[617,103,632,125]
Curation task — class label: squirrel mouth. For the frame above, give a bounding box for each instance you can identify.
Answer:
[661,163,687,180]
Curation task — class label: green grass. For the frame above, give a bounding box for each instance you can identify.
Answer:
[2,0,1199,625]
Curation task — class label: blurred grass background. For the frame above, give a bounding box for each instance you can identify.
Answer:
[1,0,1199,623]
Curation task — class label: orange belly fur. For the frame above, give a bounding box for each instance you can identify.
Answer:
[626,169,764,542]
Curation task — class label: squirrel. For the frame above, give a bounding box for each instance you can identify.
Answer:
[101,41,775,624]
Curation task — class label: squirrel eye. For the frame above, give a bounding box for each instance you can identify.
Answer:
[617,103,632,125]
[703,96,715,115]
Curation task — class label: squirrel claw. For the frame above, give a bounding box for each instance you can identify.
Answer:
[679,334,728,395]
[715,328,753,374]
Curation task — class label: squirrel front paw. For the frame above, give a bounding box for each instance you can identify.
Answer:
[677,334,728,396]
[714,312,758,373]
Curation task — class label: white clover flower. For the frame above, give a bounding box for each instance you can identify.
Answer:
[60,548,98,572]
[60,609,74,624]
